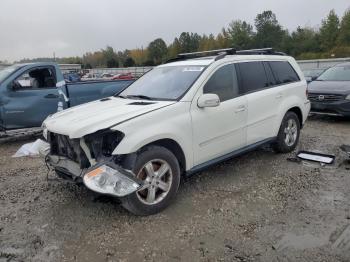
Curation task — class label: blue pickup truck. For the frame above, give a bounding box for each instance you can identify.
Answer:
[0,62,133,130]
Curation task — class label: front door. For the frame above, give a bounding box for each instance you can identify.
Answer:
[191,63,247,166]
[2,67,59,129]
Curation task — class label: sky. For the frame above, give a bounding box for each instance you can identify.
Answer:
[0,0,349,62]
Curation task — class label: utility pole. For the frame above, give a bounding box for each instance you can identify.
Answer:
[53,52,56,61]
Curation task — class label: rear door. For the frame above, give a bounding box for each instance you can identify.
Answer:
[2,67,59,129]
[236,61,279,145]
[191,63,247,165]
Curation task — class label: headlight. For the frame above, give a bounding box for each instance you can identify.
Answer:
[346,94,350,100]
[83,164,140,197]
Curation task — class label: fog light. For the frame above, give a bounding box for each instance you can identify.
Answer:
[83,165,140,197]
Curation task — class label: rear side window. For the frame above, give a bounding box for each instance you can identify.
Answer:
[269,61,300,84]
[263,62,277,86]
[203,64,239,102]
[237,62,268,93]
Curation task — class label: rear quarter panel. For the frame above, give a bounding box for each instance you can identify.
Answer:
[273,80,310,136]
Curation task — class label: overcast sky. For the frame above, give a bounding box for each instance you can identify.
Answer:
[0,0,349,62]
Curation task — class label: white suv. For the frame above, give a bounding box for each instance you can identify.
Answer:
[43,48,310,215]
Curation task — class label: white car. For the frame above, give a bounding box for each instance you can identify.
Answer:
[43,48,310,215]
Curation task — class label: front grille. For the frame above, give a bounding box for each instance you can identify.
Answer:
[48,132,90,168]
[308,93,344,102]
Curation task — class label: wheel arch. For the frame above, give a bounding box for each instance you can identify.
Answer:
[287,106,303,128]
[140,139,186,175]
[117,138,187,175]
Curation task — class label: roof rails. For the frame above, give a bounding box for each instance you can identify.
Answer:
[236,48,286,56]
[166,48,235,63]
[165,47,286,63]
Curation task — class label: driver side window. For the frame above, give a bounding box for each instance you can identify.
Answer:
[14,67,57,90]
[203,64,239,102]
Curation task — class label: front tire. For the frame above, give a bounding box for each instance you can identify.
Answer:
[121,145,180,215]
[273,111,300,153]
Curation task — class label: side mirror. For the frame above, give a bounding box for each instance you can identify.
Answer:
[311,76,317,81]
[197,93,220,108]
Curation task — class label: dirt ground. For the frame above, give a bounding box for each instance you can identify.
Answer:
[1,116,350,262]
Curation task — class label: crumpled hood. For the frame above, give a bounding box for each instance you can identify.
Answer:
[308,80,350,94]
[44,97,175,138]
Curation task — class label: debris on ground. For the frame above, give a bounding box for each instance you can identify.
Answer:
[12,139,49,158]
[297,150,335,164]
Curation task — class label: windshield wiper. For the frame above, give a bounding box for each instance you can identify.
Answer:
[125,95,153,100]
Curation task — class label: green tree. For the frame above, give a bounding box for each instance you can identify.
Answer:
[198,34,217,51]
[102,46,118,67]
[216,28,231,48]
[254,10,285,48]
[147,38,168,64]
[178,32,201,53]
[319,10,340,51]
[338,9,350,45]
[288,27,321,57]
[168,37,181,58]
[106,58,118,68]
[227,20,254,49]
[124,57,135,67]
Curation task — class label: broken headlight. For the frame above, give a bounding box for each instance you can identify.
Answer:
[83,164,140,197]
[84,130,125,160]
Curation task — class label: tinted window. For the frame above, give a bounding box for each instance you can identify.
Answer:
[263,62,277,86]
[238,62,268,93]
[203,64,239,102]
[269,61,300,84]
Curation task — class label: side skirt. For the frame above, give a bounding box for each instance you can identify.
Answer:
[186,137,276,177]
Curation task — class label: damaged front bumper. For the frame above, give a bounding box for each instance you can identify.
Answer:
[47,155,141,197]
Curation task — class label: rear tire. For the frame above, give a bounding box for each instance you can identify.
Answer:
[121,145,180,216]
[273,111,300,153]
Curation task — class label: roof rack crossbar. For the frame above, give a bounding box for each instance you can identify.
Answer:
[177,48,236,58]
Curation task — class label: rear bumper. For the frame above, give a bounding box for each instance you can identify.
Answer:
[310,100,350,117]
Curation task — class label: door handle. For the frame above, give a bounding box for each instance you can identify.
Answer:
[44,94,59,99]
[235,105,246,113]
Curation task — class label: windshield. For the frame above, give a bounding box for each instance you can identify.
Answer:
[0,65,22,83]
[317,65,350,81]
[303,69,324,77]
[119,65,205,100]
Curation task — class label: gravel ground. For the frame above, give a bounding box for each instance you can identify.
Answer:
[1,116,350,262]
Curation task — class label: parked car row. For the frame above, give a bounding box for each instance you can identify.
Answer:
[81,72,134,81]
